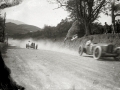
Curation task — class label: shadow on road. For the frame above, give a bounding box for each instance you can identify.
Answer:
[83,55,120,62]
[99,57,120,62]
[83,55,93,58]
[1,45,25,90]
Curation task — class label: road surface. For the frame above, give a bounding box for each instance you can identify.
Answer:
[2,46,120,90]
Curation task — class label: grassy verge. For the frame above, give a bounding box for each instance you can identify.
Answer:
[64,34,120,51]
[0,42,8,54]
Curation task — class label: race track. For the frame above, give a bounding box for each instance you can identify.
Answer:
[2,46,120,90]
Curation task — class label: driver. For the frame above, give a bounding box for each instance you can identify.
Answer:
[85,38,94,53]
[85,40,92,46]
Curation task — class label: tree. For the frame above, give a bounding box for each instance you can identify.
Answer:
[0,0,22,9]
[0,0,24,90]
[0,0,23,42]
[51,0,111,36]
[67,0,107,35]
[111,0,120,29]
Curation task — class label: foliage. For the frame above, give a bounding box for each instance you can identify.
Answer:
[0,0,23,9]
[91,22,104,34]
[0,0,23,42]
[50,0,115,36]
[11,18,73,40]
[66,0,107,35]
[11,18,104,40]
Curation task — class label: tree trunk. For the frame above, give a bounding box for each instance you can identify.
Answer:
[84,22,91,36]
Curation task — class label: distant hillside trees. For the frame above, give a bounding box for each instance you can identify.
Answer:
[32,18,73,39]
[11,18,73,39]
[11,18,104,40]
[5,22,42,35]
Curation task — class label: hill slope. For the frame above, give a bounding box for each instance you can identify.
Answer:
[5,22,42,35]
[64,34,120,51]
[6,19,25,25]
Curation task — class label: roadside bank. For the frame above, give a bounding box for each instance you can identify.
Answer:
[65,34,120,51]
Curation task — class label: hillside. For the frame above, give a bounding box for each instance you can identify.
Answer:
[5,22,42,35]
[64,34,120,51]
[6,19,25,25]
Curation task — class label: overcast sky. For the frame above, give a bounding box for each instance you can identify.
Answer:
[3,0,69,28]
[3,0,112,28]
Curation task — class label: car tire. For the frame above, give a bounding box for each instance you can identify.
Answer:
[78,45,84,56]
[93,46,102,60]
[113,49,120,61]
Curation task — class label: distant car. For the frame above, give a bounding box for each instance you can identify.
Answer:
[26,43,36,49]
[78,41,120,60]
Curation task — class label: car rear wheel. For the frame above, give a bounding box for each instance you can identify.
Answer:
[114,49,120,61]
[93,46,102,60]
[78,45,84,56]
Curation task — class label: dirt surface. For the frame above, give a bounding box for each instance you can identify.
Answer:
[2,46,120,90]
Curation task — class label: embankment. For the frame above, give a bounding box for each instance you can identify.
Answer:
[64,34,120,51]
[0,42,8,53]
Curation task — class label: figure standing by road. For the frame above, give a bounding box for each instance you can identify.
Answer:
[33,43,35,49]
[111,23,115,34]
[104,22,109,34]
[118,19,120,33]
[36,44,38,49]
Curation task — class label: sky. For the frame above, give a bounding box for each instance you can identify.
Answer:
[2,0,113,28]
[3,0,69,28]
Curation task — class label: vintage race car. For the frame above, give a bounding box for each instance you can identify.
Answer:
[26,43,38,49]
[78,42,120,60]
[26,43,35,49]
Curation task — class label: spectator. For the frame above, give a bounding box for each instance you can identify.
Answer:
[116,20,119,33]
[26,44,28,48]
[36,44,38,49]
[104,22,109,34]
[111,23,115,34]
[33,43,35,49]
[118,19,120,33]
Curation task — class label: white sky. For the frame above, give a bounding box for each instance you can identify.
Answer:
[98,13,112,25]
[2,0,113,28]
[3,0,69,28]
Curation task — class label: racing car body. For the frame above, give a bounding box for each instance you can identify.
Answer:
[26,42,38,49]
[79,41,120,60]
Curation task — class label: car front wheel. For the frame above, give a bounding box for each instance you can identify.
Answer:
[93,46,102,60]
[78,45,84,56]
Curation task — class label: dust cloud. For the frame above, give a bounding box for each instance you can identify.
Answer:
[8,38,78,56]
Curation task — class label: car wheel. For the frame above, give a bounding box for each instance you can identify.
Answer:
[93,46,102,60]
[78,45,84,56]
[114,49,120,61]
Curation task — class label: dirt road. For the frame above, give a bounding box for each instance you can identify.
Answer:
[2,46,120,90]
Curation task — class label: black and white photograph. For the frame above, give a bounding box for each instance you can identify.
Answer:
[0,0,120,90]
